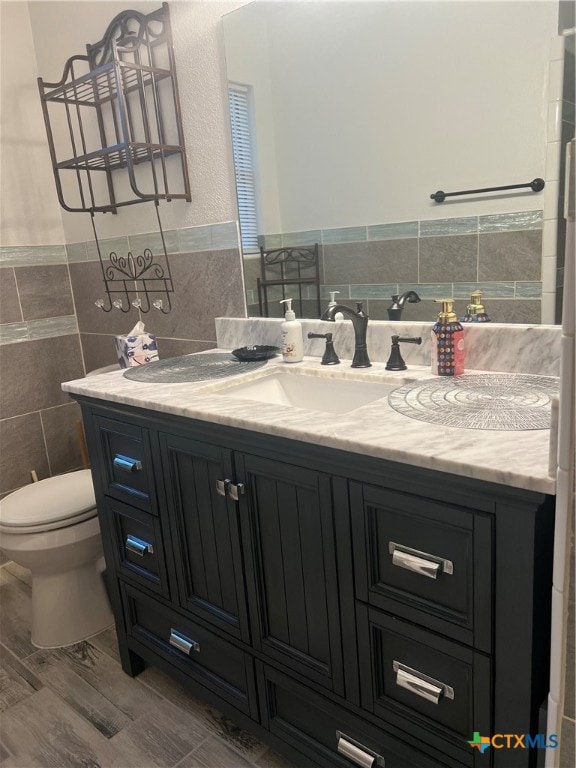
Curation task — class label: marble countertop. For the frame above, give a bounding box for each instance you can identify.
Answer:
[63,352,557,495]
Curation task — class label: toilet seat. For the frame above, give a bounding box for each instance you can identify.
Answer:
[0,469,97,534]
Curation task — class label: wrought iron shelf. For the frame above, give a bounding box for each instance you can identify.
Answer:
[56,143,184,173]
[38,2,190,214]
[42,61,172,108]
[37,3,190,313]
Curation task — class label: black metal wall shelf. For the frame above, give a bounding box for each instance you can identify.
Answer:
[37,3,191,314]
[38,3,190,214]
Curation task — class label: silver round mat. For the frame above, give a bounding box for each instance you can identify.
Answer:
[388,374,558,431]
[123,353,268,383]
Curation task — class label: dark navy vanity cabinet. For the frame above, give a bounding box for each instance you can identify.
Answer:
[78,397,555,768]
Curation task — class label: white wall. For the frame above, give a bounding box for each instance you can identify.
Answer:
[226,1,559,233]
[224,4,282,235]
[0,1,65,246]
[26,0,248,244]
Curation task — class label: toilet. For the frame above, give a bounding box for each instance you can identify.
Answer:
[0,469,113,648]
[0,469,114,648]
[0,366,118,649]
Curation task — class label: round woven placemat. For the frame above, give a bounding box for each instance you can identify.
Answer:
[123,353,267,383]
[388,373,558,430]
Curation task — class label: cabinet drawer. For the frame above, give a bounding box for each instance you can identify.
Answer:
[94,415,156,513]
[257,663,463,768]
[351,483,492,651]
[358,604,490,757]
[121,583,257,717]
[104,499,169,598]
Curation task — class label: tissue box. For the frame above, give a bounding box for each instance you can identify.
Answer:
[115,333,159,368]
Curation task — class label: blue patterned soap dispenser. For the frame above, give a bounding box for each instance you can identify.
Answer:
[431,299,465,376]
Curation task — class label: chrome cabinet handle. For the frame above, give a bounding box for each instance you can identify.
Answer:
[169,629,200,655]
[113,454,142,473]
[393,661,454,705]
[216,479,231,497]
[125,535,153,556]
[228,482,245,501]
[388,542,453,579]
[336,732,385,768]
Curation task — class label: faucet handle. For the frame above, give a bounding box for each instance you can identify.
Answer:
[386,336,422,371]
[307,332,340,365]
[395,336,422,345]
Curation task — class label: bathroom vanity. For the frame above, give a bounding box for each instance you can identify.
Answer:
[65,354,557,768]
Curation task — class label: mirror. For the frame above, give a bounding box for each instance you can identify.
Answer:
[223,0,565,324]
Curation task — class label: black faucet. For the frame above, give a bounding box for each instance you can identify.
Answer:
[387,290,421,320]
[321,302,371,368]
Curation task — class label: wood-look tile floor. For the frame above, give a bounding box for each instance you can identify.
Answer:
[0,562,298,768]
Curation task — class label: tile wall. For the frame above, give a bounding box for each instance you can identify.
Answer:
[0,221,246,498]
[0,252,85,497]
[249,211,544,323]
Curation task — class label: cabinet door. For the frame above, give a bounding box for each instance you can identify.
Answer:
[236,453,344,696]
[159,433,250,643]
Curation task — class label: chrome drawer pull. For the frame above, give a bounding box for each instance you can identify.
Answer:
[393,661,454,705]
[336,732,385,768]
[113,454,142,473]
[125,535,153,557]
[228,482,245,501]
[169,629,200,655]
[389,542,453,579]
[216,478,231,497]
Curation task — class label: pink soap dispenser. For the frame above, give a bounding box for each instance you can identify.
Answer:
[431,299,465,376]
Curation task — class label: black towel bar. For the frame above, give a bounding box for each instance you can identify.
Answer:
[430,178,545,203]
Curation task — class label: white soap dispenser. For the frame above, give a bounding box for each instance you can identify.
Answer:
[279,298,304,363]
[328,291,344,321]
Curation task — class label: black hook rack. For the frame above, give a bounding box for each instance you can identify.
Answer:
[430,178,545,203]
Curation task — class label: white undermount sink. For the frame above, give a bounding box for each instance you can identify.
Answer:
[211,369,399,414]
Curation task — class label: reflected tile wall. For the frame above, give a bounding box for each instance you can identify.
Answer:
[249,210,545,323]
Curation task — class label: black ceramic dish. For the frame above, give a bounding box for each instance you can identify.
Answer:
[231,345,280,361]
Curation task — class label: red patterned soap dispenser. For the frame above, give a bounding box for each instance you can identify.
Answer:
[431,299,465,376]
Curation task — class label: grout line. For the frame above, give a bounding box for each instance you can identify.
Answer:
[0,408,42,423]
[11,268,27,335]
[66,261,87,376]
[476,231,480,283]
[172,734,212,767]
[37,402,79,414]
[38,411,52,478]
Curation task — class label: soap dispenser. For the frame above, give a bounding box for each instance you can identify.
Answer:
[279,298,304,363]
[327,291,344,321]
[431,299,465,376]
[461,290,491,323]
